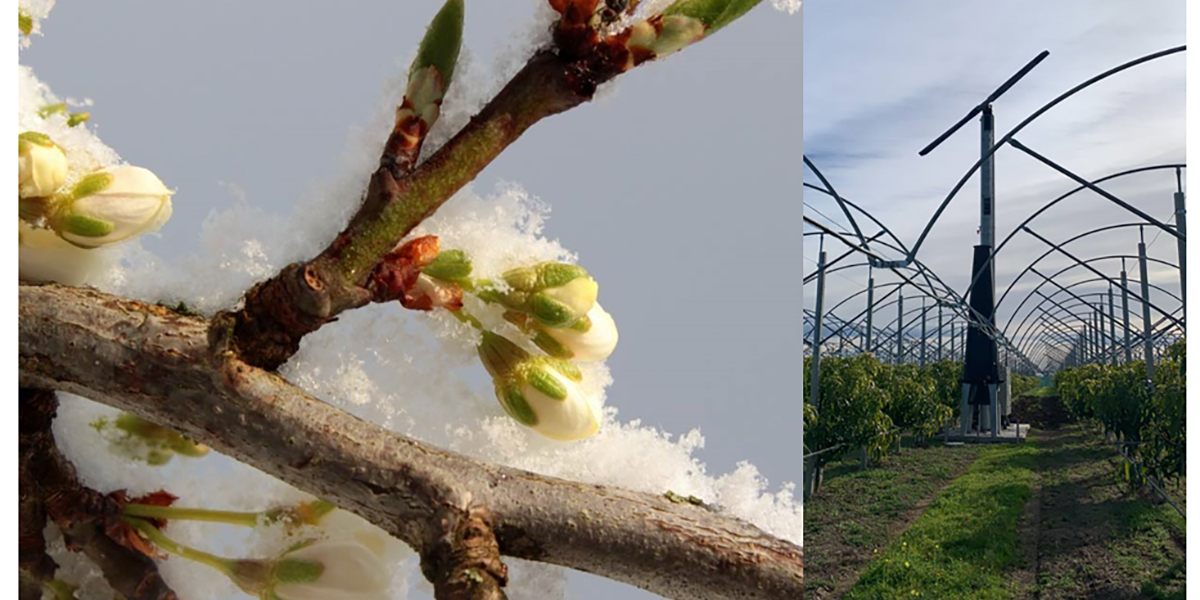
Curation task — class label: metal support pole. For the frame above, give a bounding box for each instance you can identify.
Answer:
[989,383,999,439]
[1108,284,1117,366]
[937,305,944,362]
[960,383,971,436]
[1083,312,1092,364]
[920,298,928,366]
[810,245,827,411]
[896,290,904,365]
[865,270,875,354]
[1121,265,1132,363]
[1138,232,1155,378]
[1174,170,1186,323]
[981,106,996,247]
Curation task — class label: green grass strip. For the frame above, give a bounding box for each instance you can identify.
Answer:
[846,441,1038,599]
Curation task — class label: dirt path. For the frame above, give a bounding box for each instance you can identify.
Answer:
[803,441,984,600]
[1023,425,1186,600]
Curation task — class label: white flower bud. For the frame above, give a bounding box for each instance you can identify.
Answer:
[534,275,599,327]
[271,541,390,600]
[50,165,173,247]
[312,509,412,566]
[536,303,619,362]
[18,132,68,199]
[488,262,599,328]
[478,332,601,441]
[18,219,107,285]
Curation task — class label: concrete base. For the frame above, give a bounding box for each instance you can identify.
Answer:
[946,423,1030,444]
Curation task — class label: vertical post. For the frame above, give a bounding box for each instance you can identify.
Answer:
[1108,284,1117,366]
[1082,318,1091,365]
[1138,231,1155,378]
[1121,262,1132,363]
[980,106,996,248]
[896,290,904,365]
[920,298,928,366]
[809,242,827,412]
[937,305,944,362]
[989,383,999,439]
[1174,168,1186,322]
[865,269,875,354]
[960,383,971,436]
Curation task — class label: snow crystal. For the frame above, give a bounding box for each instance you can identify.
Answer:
[771,0,803,15]
[18,66,121,184]
[18,0,56,45]
[44,524,117,600]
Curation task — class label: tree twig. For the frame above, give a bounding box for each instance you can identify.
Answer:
[20,283,803,600]
[226,48,597,370]
[222,0,760,370]
[19,387,180,600]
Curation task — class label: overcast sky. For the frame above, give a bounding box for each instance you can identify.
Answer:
[803,0,1186,370]
[22,2,801,599]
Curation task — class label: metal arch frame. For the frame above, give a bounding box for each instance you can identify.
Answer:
[1027,304,1118,364]
[803,157,871,252]
[1008,278,1182,361]
[806,164,1188,372]
[802,47,1186,379]
[802,182,962,301]
[804,213,1035,368]
[1038,306,1184,370]
[995,221,1180,311]
[950,164,1187,316]
[803,266,973,357]
[901,45,1186,267]
[1018,226,1184,331]
[1002,250,1182,336]
[1017,294,1185,370]
[1007,270,1182,353]
[1008,268,1183,371]
[1017,296,1125,362]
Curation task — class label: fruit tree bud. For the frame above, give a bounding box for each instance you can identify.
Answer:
[49,165,173,247]
[477,331,601,440]
[18,131,68,199]
[485,262,599,328]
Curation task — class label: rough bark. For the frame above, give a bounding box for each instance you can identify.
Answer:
[20,283,803,600]
[20,388,179,600]
[19,388,60,585]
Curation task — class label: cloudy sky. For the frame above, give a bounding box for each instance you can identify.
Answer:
[803,0,1186,370]
[23,2,801,599]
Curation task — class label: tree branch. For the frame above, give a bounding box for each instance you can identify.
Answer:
[19,387,180,600]
[227,49,596,370]
[422,506,508,600]
[19,388,59,587]
[223,0,758,369]
[20,283,802,600]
